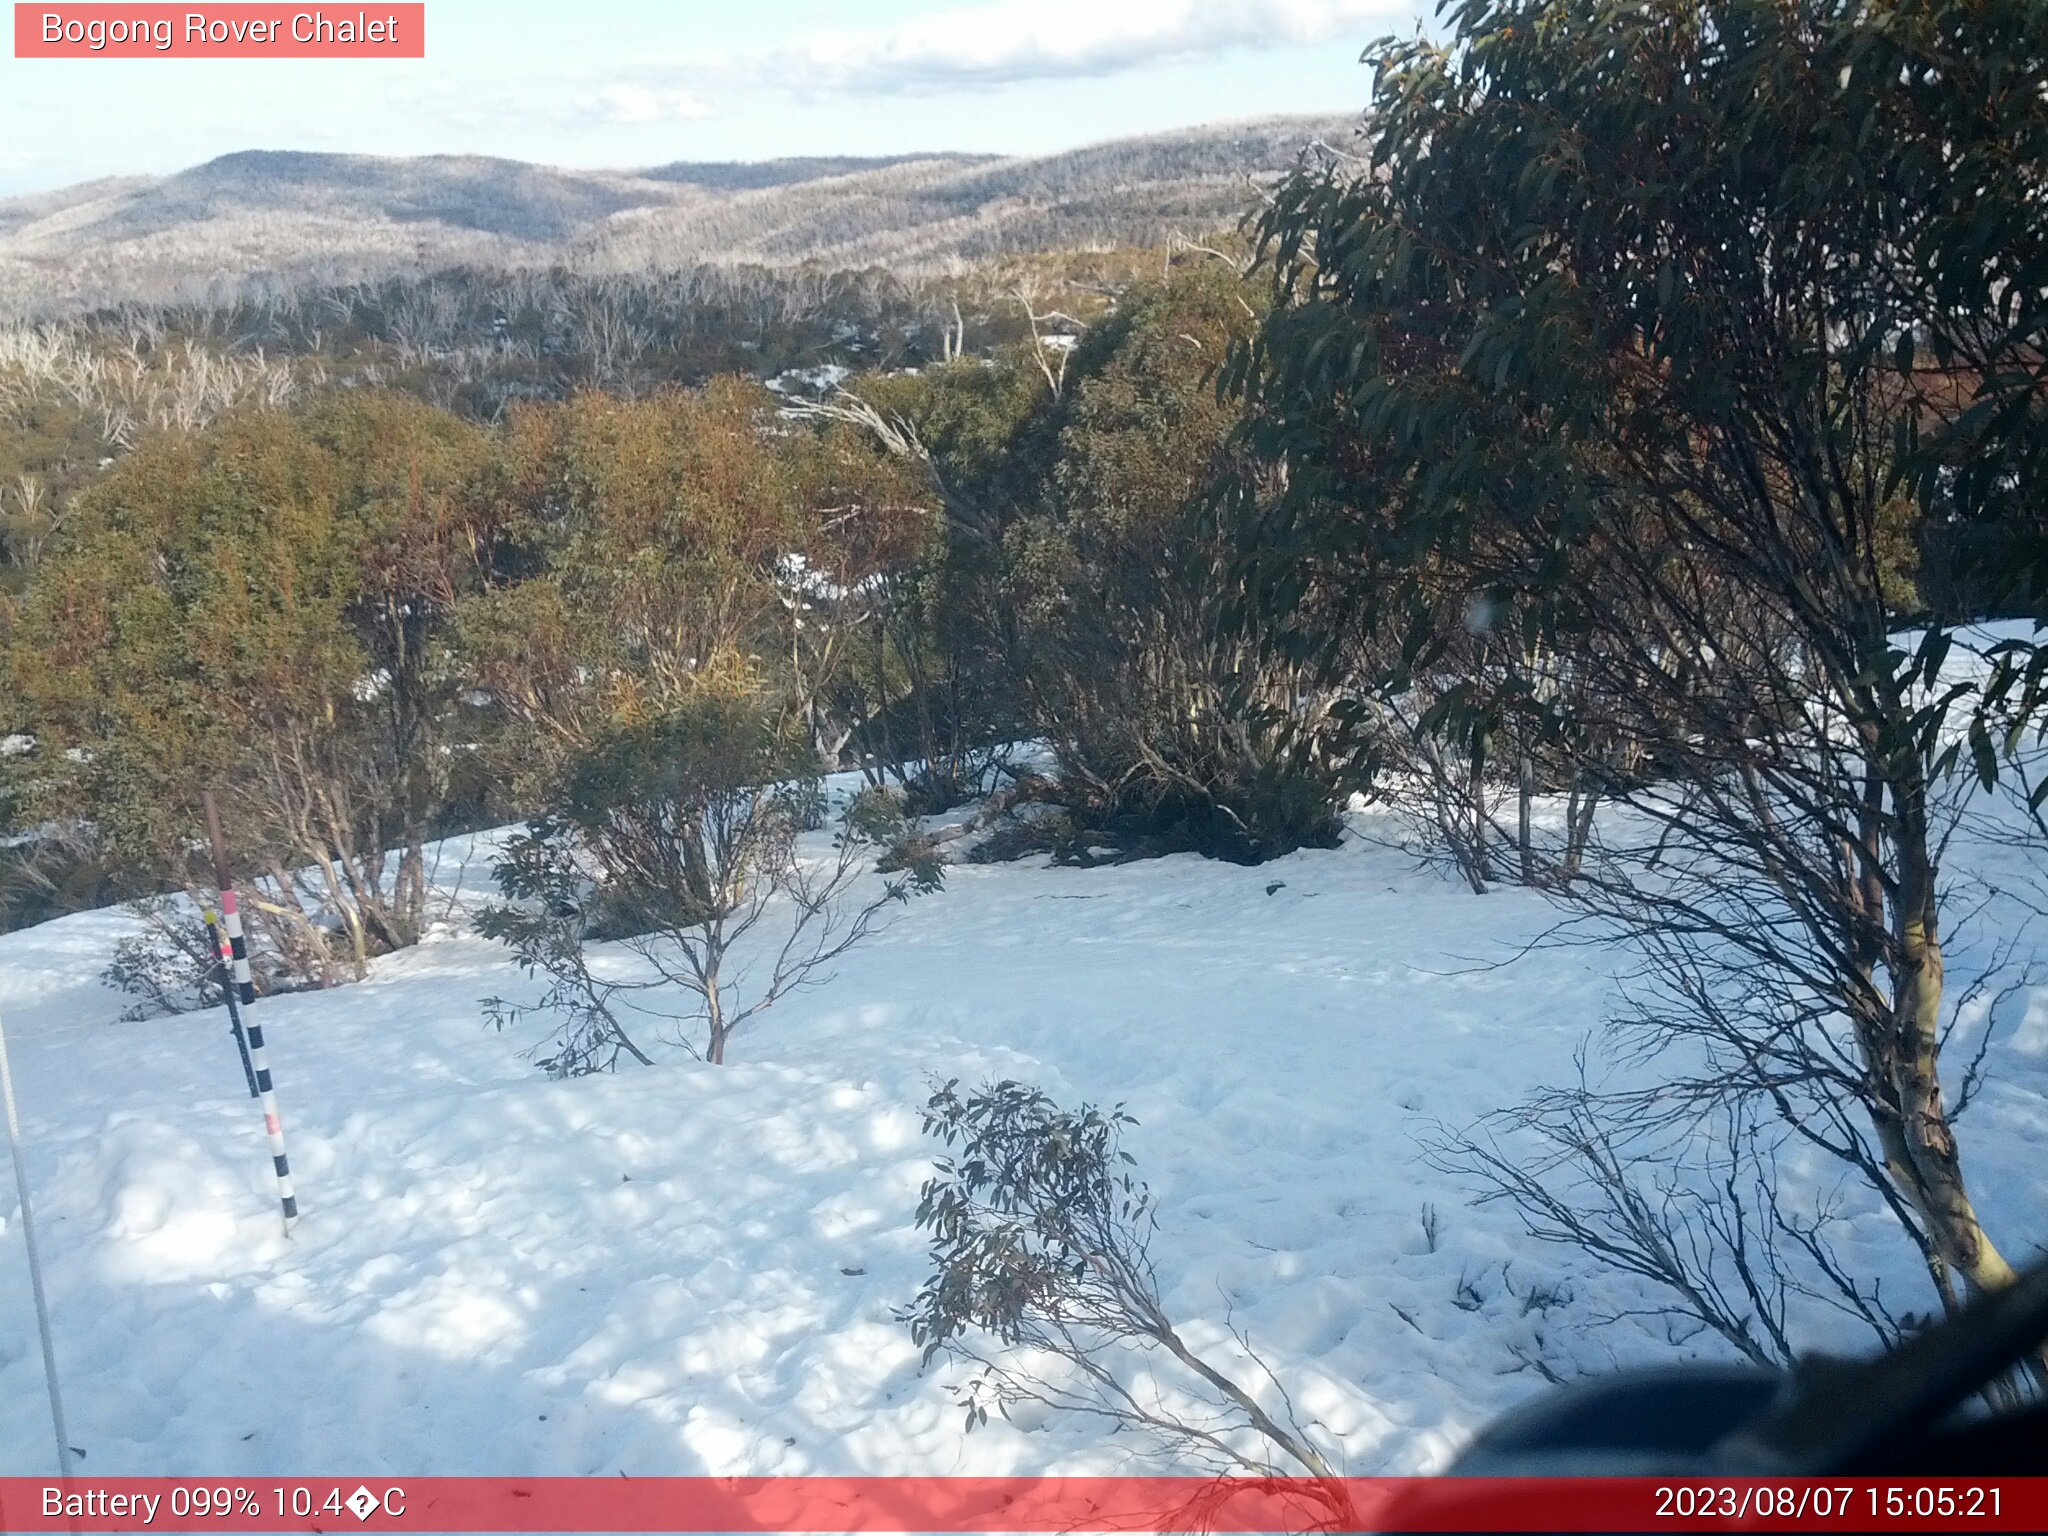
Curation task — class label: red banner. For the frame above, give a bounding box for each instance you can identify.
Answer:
[13,5,424,58]
[0,1477,2044,1532]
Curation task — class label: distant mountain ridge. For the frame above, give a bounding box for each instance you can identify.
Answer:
[0,115,1357,314]
[639,154,990,192]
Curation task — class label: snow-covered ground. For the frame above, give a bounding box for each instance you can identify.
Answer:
[2,796,2045,1477]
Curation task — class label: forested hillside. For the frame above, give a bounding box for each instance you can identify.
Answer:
[0,115,1353,314]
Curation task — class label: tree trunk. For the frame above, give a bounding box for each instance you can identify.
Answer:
[396,827,427,946]
[705,976,728,1066]
[1517,750,1535,886]
[1469,740,1491,885]
[1886,781,2020,1299]
[1562,773,1599,884]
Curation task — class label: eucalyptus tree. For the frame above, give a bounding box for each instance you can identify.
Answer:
[1230,0,2048,1329]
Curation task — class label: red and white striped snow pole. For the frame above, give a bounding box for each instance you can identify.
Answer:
[202,793,299,1233]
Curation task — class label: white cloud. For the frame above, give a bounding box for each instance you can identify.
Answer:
[409,0,1396,140]
[591,85,716,126]
[398,80,715,135]
[768,0,1403,94]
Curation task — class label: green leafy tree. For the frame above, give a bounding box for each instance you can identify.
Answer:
[478,699,932,1070]
[6,395,491,979]
[459,382,940,1068]
[1010,267,1339,861]
[813,355,1055,802]
[457,381,800,796]
[1233,0,2048,1325]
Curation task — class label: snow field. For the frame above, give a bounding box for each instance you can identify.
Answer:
[1,801,2044,1477]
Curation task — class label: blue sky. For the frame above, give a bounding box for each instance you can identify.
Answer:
[0,1,1430,195]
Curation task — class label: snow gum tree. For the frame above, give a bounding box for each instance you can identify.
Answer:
[839,269,1348,862]
[4,394,494,982]
[1005,267,1342,862]
[478,696,934,1070]
[1230,0,2048,1328]
[461,382,940,1070]
[908,1078,1349,1516]
[457,380,937,783]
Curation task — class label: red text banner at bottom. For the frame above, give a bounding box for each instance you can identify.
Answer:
[2,1477,2046,1533]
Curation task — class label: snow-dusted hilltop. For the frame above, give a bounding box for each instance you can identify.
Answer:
[0,116,1354,315]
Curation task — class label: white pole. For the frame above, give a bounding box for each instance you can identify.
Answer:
[0,997,74,1477]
